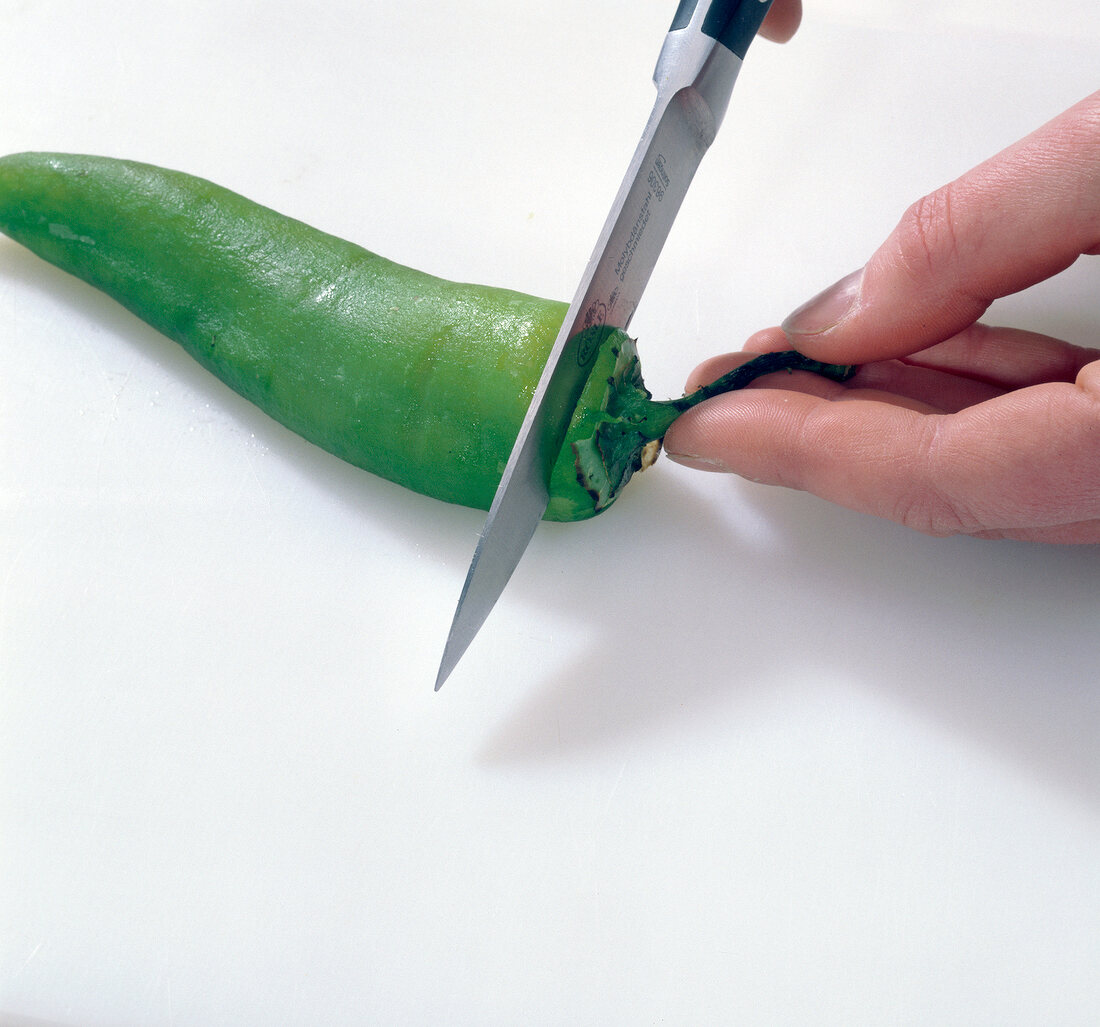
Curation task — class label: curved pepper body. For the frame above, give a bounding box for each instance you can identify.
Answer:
[0,152,630,521]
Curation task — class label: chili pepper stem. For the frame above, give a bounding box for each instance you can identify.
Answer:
[624,350,857,441]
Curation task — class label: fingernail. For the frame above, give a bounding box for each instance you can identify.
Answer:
[663,450,733,473]
[781,267,863,337]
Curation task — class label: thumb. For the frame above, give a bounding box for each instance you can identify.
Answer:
[780,90,1100,364]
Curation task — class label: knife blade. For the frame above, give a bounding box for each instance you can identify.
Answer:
[435,0,774,691]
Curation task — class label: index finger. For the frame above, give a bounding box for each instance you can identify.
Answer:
[782,90,1100,365]
[663,366,1100,542]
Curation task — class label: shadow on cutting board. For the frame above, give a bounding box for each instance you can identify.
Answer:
[478,466,1100,811]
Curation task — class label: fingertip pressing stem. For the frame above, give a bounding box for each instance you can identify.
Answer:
[627,350,857,440]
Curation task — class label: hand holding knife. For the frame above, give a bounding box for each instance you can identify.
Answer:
[436,0,775,690]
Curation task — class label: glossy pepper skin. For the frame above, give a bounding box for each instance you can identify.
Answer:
[0,152,640,520]
[0,153,856,521]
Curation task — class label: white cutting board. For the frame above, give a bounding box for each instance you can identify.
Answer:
[2,2,1098,1024]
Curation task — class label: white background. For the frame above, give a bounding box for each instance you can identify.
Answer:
[2,2,1099,1024]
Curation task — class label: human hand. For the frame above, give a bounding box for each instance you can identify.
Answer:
[664,91,1100,543]
[759,0,802,43]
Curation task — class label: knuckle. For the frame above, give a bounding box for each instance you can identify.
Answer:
[891,186,963,282]
[884,417,976,537]
[885,182,995,332]
[893,493,973,538]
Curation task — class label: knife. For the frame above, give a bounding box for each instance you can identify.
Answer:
[435,0,774,691]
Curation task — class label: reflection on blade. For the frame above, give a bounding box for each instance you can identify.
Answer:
[434,435,549,692]
[436,8,750,689]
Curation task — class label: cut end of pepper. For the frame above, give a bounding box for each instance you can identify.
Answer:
[565,334,663,515]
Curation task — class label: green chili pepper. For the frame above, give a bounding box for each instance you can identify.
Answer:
[0,152,854,520]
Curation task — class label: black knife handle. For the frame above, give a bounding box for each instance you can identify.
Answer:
[669,0,775,60]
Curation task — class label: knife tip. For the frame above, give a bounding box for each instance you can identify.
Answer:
[433,642,460,693]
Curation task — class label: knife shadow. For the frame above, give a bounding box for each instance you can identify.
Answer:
[477,469,1100,810]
